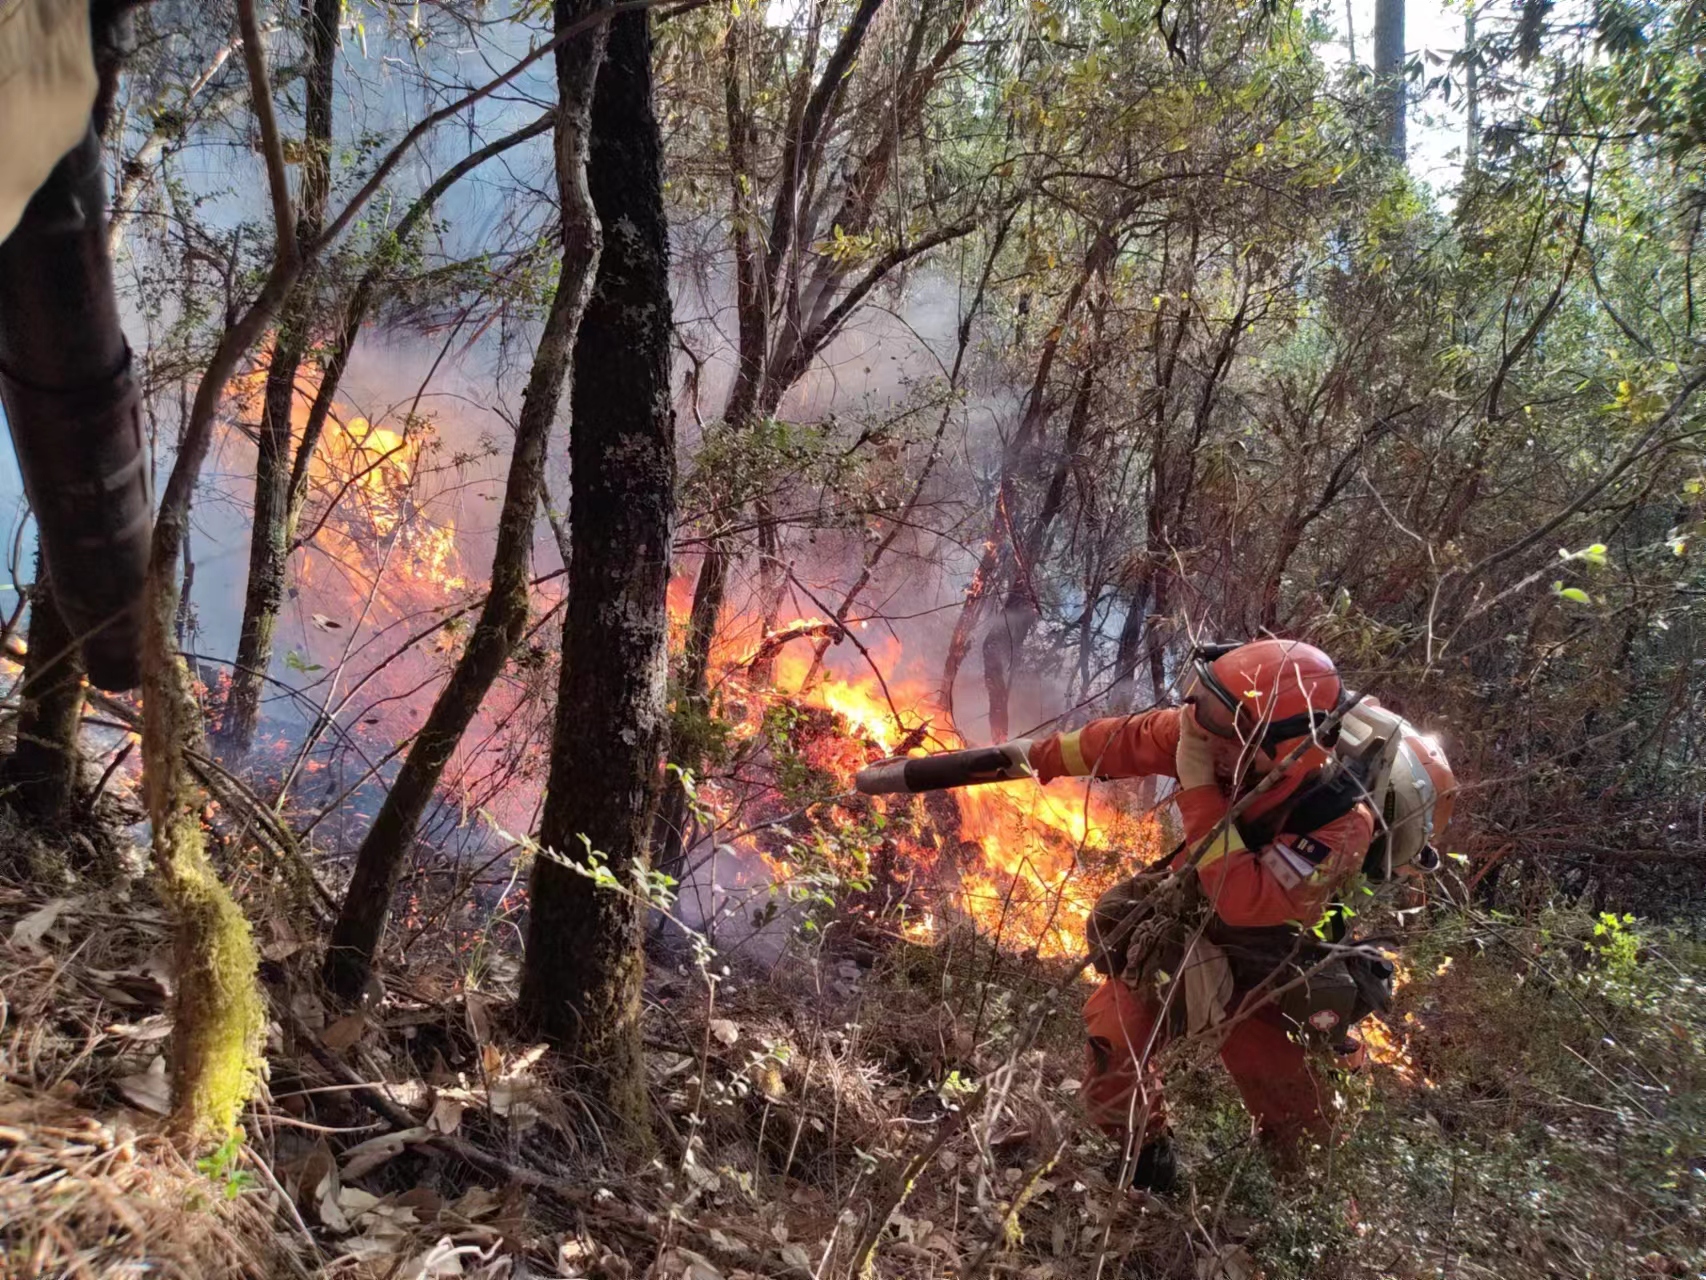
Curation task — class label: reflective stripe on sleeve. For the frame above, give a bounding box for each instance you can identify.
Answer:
[1059,729,1090,777]
[1194,823,1248,869]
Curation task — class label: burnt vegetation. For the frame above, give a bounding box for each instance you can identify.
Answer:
[0,0,1705,1276]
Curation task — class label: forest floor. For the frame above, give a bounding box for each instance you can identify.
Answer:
[1,815,1703,1280]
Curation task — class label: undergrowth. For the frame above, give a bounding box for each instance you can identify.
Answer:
[0,817,1702,1280]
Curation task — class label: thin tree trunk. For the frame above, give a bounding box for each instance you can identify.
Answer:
[653,538,726,880]
[1110,569,1150,713]
[322,0,610,1001]
[1,549,85,823]
[1374,0,1406,158]
[519,3,675,1143]
[221,0,341,756]
[1464,4,1480,174]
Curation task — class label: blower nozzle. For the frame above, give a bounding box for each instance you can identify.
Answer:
[855,739,1034,795]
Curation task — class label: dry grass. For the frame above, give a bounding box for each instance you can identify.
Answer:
[0,873,291,1280]
[0,1085,280,1280]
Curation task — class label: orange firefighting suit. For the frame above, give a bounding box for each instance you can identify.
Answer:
[1028,706,1374,1152]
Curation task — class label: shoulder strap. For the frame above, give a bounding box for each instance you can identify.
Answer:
[1281,768,1367,839]
[1236,764,1367,851]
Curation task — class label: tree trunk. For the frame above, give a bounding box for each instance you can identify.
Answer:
[652,538,727,880]
[1110,570,1151,713]
[1464,4,1480,174]
[1,549,85,823]
[519,4,675,1144]
[221,0,341,756]
[981,343,1098,740]
[321,0,610,1001]
[1374,0,1406,159]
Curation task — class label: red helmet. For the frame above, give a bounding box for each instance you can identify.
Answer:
[1188,639,1344,749]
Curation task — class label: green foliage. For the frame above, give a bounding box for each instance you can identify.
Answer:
[757,704,843,808]
[194,1133,259,1202]
[1174,909,1706,1279]
[669,700,736,772]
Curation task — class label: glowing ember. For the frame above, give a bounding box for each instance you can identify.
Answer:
[1359,959,1432,1085]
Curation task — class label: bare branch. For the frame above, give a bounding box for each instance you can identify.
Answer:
[236,0,295,264]
[310,0,694,261]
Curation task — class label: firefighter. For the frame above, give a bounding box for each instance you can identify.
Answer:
[855,637,1456,1190]
[1025,639,1377,1191]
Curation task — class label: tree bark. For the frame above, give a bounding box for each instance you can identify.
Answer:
[221,0,341,756]
[1,549,85,824]
[1374,0,1406,159]
[1110,570,1151,713]
[519,4,675,1144]
[322,0,610,1002]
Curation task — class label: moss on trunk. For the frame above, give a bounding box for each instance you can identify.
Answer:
[143,572,263,1142]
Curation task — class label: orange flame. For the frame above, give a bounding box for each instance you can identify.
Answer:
[222,347,1156,954]
[679,590,1160,958]
[219,348,551,830]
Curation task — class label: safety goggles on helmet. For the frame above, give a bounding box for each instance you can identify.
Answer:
[1186,643,1242,716]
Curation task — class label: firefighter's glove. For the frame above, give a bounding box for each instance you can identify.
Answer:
[997,737,1034,776]
[1174,706,1218,791]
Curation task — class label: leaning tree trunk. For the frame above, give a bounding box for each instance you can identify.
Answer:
[1,549,85,824]
[321,0,610,1002]
[221,0,340,756]
[519,3,675,1144]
